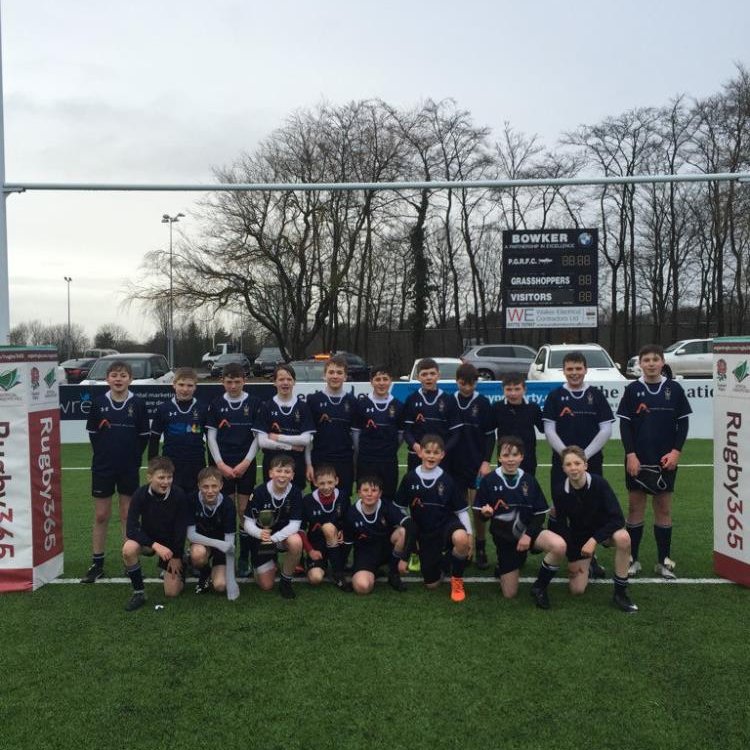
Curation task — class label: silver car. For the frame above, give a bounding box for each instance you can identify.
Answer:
[460,344,537,380]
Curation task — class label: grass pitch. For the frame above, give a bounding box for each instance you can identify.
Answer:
[3,439,749,750]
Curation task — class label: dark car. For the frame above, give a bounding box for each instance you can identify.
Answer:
[210,353,253,378]
[315,350,371,381]
[460,344,537,380]
[253,346,286,377]
[60,357,98,384]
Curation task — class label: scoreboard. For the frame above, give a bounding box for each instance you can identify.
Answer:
[502,229,598,329]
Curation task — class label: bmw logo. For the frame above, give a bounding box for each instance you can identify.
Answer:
[578,231,593,247]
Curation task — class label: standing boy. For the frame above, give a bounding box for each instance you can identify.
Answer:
[343,475,412,595]
[542,351,613,579]
[206,362,261,578]
[305,355,358,503]
[402,358,461,471]
[395,434,473,602]
[243,454,304,599]
[553,447,638,612]
[617,344,691,579]
[187,466,239,599]
[121,457,187,611]
[81,360,150,583]
[474,436,566,609]
[148,367,207,494]
[448,363,496,569]
[353,365,404,501]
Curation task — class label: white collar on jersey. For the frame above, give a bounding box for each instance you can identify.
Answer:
[415,465,443,482]
[355,498,382,520]
[564,472,593,493]
[106,390,134,410]
[266,480,292,505]
[418,388,443,403]
[493,467,525,488]
[637,375,667,394]
[198,492,224,516]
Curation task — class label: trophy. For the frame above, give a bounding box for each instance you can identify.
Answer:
[258,509,276,552]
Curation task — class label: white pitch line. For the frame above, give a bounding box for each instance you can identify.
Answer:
[49,576,734,585]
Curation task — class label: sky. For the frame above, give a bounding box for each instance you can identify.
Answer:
[2,0,749,344]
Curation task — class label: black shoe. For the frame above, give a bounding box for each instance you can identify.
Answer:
[388,572,407,592]
[332,573,352,592]
[475,549,489,570]
[195,573,212,595]
[80,564,104,584]
[530,584,551,610]
[125,592,146,611]
[613,590,639,613]
[590,556,607,579]
[279,578,296,599]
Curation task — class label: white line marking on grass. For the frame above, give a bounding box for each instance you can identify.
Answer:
[50,576,734,585]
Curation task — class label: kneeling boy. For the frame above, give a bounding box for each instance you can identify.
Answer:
[121,457,188,611]
[187,466,239,599]
[243,454,304,599]
[474,436,566,609]
[343,475,412,595]
[395,434,472,602]
[553,446,638,613]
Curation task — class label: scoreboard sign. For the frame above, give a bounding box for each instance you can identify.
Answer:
[502,229,598,329]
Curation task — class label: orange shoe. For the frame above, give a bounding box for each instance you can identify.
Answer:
[450,576,465,602]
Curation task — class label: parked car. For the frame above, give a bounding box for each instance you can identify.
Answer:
[527,344,627,382]
[627,338,714,379]
[313,351,371,381]
[201,342,238,369]
[83,348,119,359]
[460,344,537,380]
[253,346,286,377]
[60,357,98,384]
[401,357,464,382]
[209,353,253,378]
[287,359,328,382]
[80,353,174,385]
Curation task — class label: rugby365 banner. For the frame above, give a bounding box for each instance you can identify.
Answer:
[713,337,750,587]
[0,347,64,592]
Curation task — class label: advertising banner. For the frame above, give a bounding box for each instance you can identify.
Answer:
[0,347,64,592]
[712,338,750,586]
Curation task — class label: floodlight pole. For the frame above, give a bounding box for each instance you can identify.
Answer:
[0,8,10,345]
[161,212,184,369]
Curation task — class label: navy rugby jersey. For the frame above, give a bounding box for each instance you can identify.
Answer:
[474,468,549,539]
[206,392,261,465]
[616,377,691,464]
[354,394,404,462]
[255,395,315,441]
[307,390,358,462]
[150,397,208,464]
[343,499,406,547]
[244,481,304,533]
[126,483,188,553]
[302,488,347,531]
[542,385,614,449]
[395,467,467,535]
[402,389,461,453]
[450,391,495,478]
[187,491,236,539]
[86,391,150,474]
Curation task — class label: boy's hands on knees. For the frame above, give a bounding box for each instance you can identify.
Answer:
[516,533,531,553]
[581,537,597,558]
[626,453,641,476]
[166,557,183,576]
[152,542,173,562]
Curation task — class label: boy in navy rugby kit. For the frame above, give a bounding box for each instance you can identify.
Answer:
[121,457,187,611]
[402,358,461,471]
[343,475,412,595]
[148,367,207,494]
[474,436,566,609]
[395,435,473,602]
[300,464,349,589]
[206,362,261,578]
[305,355,358,503]
[243,454,304,599]
[552,447,638,612]
[255,364,315,490]
[448,364,495,569]
[617,345,691,579]
[81,360,150,583]
[542,351,613,579]
[353,365,404,501]
[187,466,239,599]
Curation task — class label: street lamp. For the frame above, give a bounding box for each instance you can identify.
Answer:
[63,276,72,359]
[161,212,184,368]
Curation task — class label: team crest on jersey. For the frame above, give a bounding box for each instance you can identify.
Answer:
[587,392,594,404]
[243,405,249,415]
[128,405,134,417]
[295,411,301,423]
[193,409,199,418]
[664,387,671,401]
[437,482,445,497]
[389,405,396,417]
[521,481,529,496]
[438,401,445,413]
[379,517,387,527]
[344,402,350,413]
[472,404,479,417]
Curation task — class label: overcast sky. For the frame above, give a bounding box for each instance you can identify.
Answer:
[2,0,749,344]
